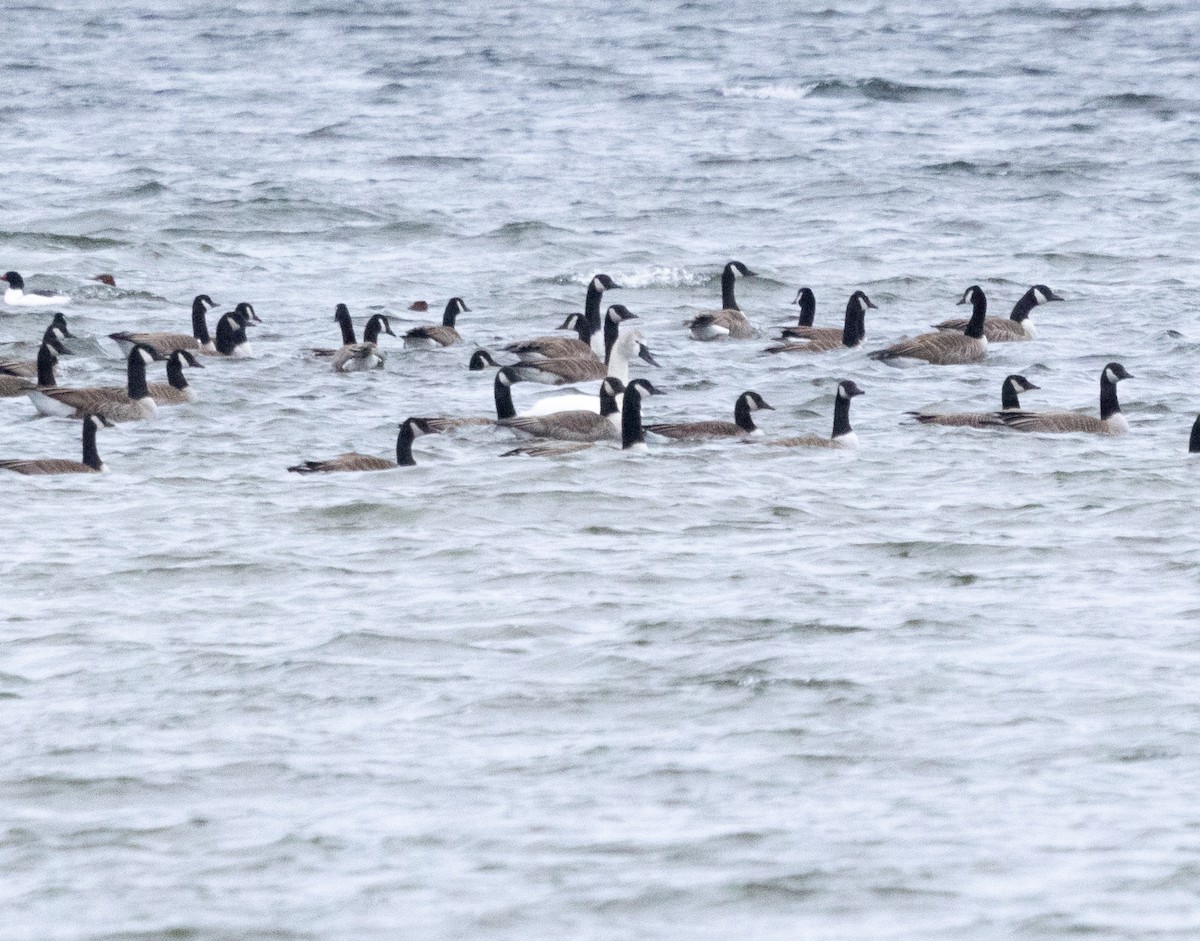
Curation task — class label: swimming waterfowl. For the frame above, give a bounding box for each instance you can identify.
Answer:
[996,363,1132,434]
[507,310,649,385]
[503,313,596,361]
[768,290,875,353]
[1190,416,1200,453]
[28,344,158,422]
[2,271,71,306]
[933,284,1063,341]
[687,261,756,340]
[403,297,470,348]
[909,375,1040,427]
[148,350,204,405]
[870,286,988,365]
[287,417,439,472]
[502,378,663,456]
[0,414,113,475]
[497,378,625,442]
[761,380,865,448]
[646,390,774,440]
[331,313,395,372]
[421,366,524,433]
[110,294,218,357]
[214,309,254,358]
[1,342,59,397]
[789,287,816,328]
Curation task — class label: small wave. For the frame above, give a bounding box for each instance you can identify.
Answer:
[604,266,709,290]
[808,77,964,102]
[484,220,573,241]
[0,230,127,250]
[301,121,355,139]
[385,154,483,167]
[999,3,1152,20]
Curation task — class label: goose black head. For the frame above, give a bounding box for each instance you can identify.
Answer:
[837,380,866,399]
[556,313,583,331]
[957,285,985,306]
[1005,375,1038,393]
[172,350,205,369]
[606,304,638,323]
[86,413,115,430]
[627,378,664,397]
[49,312,72,336]
[850,290,876,311]
[193,294,216,312]
[403,417,436,437]
[42,325,69,353]
[496,366,523,386]
[469,349,498,370]
[365,313,396,337]
[740,390,774,411]
[600,377,626,397]
[233,302,261,323]
[590,274,621,292]
[445,297,470,315]
[636,341,660,366]
[726,260,756,278]
[131,343,162,363]
[1032,285,1065,303]
[1102,363,1132,384]
[333,303,351,322]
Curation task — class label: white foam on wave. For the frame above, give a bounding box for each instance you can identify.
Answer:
[720,84,814,101]
[572,266,708,290]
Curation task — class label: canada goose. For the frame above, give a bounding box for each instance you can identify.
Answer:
[332,314,395,372]
[0,414,113,475]
[498,378,625,441]
[214,309,253,357]
[762,380,865,448]
[110,294,218,357]
[687,261,756,340]
[870,286,988,365]
[768,291,875,353]
[28,344,159,422]
[909,375,1040,427]
[0,319,70,379]
[421,366,524,433]
[502,378,663,456]
[503,313,596,361]
[404,297,470,348]
[469,349,500,370]
[148,350,204,405]
[997,363,1132,434]
[1,271,70,306]
[1190,416,1200,454]
[288,417,440,472]
[506,319,657,386]
[310,303,358,355]
[933,284,1064,341]
[646,390,774,440]
[582,274,621,357]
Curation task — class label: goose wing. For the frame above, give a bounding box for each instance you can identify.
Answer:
[331,342,382,371]
[500,442,595,458]
[512,357,607,385]
[503,336,595,360]
[644,420,743,440]
[109,331,199,355]
[933,317,1028,341]
[997,411,1108,434]
[288,452,396,473]
[909,411,1007,428]
[0,458,95,475]
[498,411,615,441]
[871,331,985,364]
[689,309,753,339]
[405,325,458,346]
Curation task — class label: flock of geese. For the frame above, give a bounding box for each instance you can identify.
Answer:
[0,261,1185,476]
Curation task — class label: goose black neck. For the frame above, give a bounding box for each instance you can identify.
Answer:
[493,374,516,420]
[336,311,356,345]
[796,290,815,327]
[192,301,212,345]
[82,420,102,470]
[442,303,459,328]
[604,312,621,365]
[1100,374,1121,420]
[734,395,757,432]
[585,283,604,336]
[622,388,646,449]
[1010,289,1037,323]
[126,352,150,400]
[721,267,740,311]
[965,291,988,338]
[599,385,621,418]
[842,299,864,348]
[1000,381,1022,410]
[1190,416,1200,454]
[574,316,594,344]
[396,422,417,467]
[831,393,854,439]
[37,345,57,387]
[216,317,245,355]
[167,356,189,390]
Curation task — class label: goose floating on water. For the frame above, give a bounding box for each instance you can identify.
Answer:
[0,414,113,475]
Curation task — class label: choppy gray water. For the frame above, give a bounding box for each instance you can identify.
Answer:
[4,1,1200,938]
